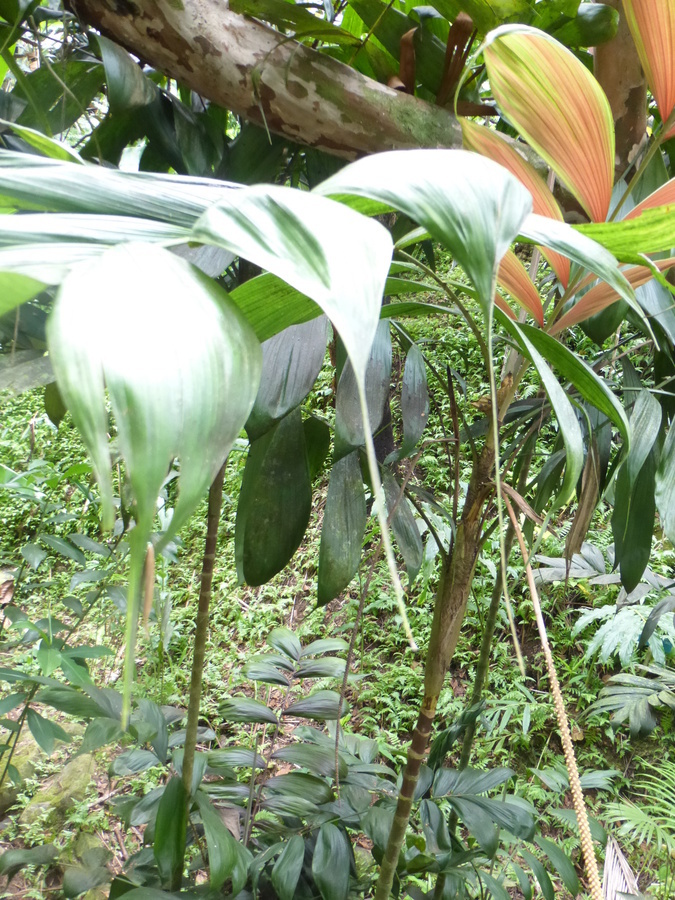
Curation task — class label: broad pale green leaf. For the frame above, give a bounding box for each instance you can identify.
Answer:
[194,792,238,891]
[0,120,84,162]
[498,316,583,506]
[35,686,107,718]
[656,424,675,544]
[317,149,532,313]
[229,273,320,343]
[235,409,311,585]
[575,206,675,263]
[47,243,261,724]
[193,184,391,383]
[247,317,328,440]
[271,835,305,900]
[0,270,45,314]
[26,708,70,754]
[0,152,236,223]
[317,451,366,606]
[154,776,187,890]
[312,823,351,900]
[0,212,188,247]
[519,214,638,313]
[220,697,278,725]
[625,389,661,489]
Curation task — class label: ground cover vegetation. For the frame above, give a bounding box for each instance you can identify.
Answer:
[1,1,675,898]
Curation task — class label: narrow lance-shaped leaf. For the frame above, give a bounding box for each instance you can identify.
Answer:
[462,118,570,286]
[497,315,583,506]
[483,25,614,222]
[47,243,262,725]
[655,423,675,545]
[497,249,544,326]
[623,0,675,137]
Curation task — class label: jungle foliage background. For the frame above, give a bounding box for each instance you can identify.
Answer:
[1,1,675,899]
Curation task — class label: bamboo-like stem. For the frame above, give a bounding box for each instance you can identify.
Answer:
[373,442,495,900]
[503,496,603,900]
[181,463,227,801]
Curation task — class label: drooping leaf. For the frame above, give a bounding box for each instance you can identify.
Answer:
[462,118,569,286]
[194,792,238,891]
[47,243,262,725]
[612,450,657,594]
[317,149,532,314]
[295,657,346,679]
[0,844,58,881]
[334,320,392,457]
[242,659,291,686]
[25,708,70,755]
[382,470,423,582]
[312,823,351,900]
[483,25,614,222]
[534,836,579,896]
[246,317,329,440]
[575,206,675,263]
[497,249,544,325]
[110,748,161,776]
[520,849,554,900]
[80,718,124,754]
[97,34,157,113]
[154,776,187,891]
[388,342,429,463]
[497,316,583,506]
[317,451,366,606]
[272,744,348,779]
[235,409,312,585]
[656,422,675,544]
[623,0,675,135]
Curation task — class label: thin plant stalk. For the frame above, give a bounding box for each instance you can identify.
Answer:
[503,494,603,900]
[181,462,227,802]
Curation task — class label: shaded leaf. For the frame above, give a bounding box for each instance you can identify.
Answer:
[271,834,305,900]
[194,792,238,891]
[154,776,187,890]
[220,697,278,725]
[0,844,58,881]
[267,626,302,661]
[272,744,347,779]
[26,708,70,754]
[284,690,346,721]
[312,823,351,900]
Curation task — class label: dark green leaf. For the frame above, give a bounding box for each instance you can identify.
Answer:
[242,660,291,686]
[312,823,351,900]
[260,794,319,816]
[110,748,161,776]
[265,772,333,805]
[235,409,312,585]
[220,697,278,725]
[246,317,329,440]
[62,864,112,897]
[0,692,24,715]
[26,708,70,754]
[271,834,305,900]
[300,638,349,657]
[383,470,423,583]
[132,699,169,764]
[520,849,554,900]
[194,792,238,891]
[388,343,429,462]
[432,767,514,798]
[303,415,331,480]
[267,626,302,661]
[272,744,347,779]
[20,542,46,571]
[68,534,111,557]
[612,448,657,593]
[97,34,157,114]
[40,534,86,566]
[317,451,366,606]
[284,690,346,721]
[207,747,267,770]
[0,843,58,881]
[295,657,346,679]
[479,871,510,900]
[81,718,124,754]
[35,686,107,718]
[535,836,579,896]
[154,776,187,890]
[639,594,675,651]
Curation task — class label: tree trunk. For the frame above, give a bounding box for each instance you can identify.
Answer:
[67,0,461,160]
[594,0,647,177]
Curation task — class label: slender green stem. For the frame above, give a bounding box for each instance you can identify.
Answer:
[181,463,227,801]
